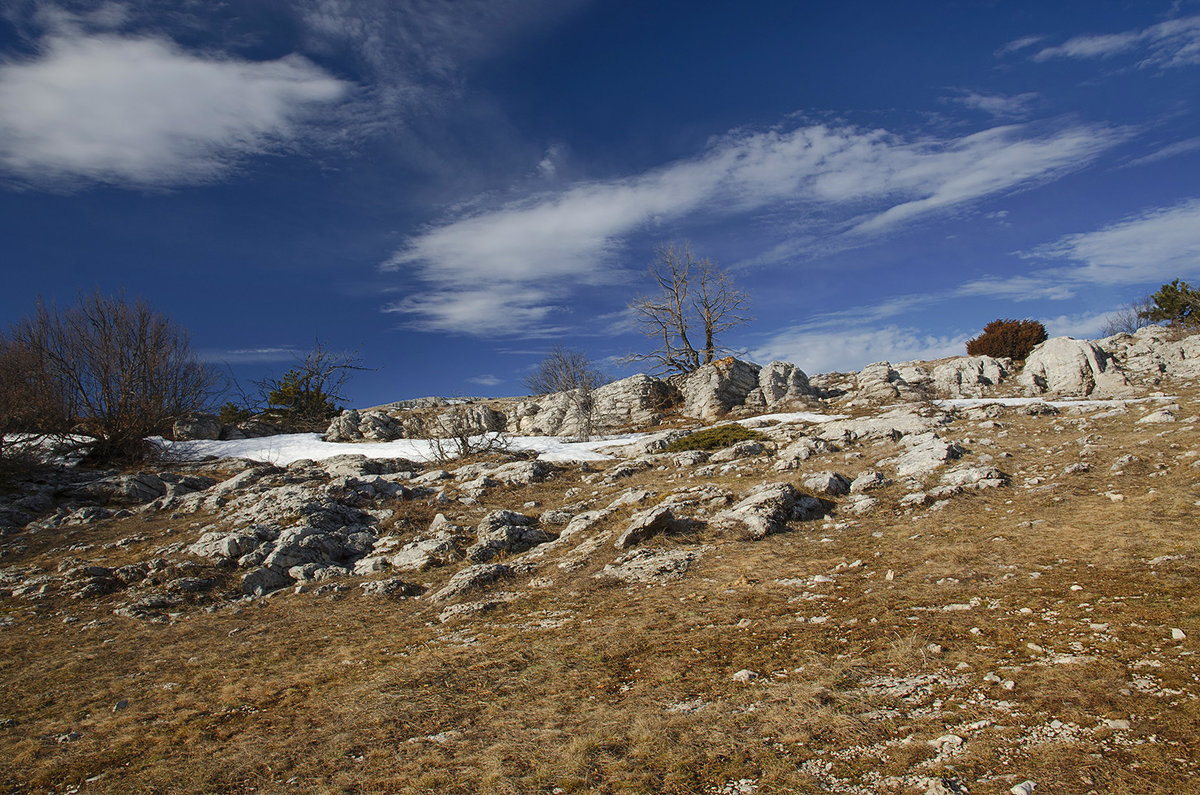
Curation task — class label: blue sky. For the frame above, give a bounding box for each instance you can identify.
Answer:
[2,1,1199,407]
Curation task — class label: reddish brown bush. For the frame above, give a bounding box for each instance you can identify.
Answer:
[965,319,1048,361]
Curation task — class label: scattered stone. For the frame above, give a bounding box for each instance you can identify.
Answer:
[731,669,759,682]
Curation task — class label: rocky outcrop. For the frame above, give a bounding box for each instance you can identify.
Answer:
[325,404,505,442]
[1019,337,1130,397]
[743,361,815,412]
[678,358,762,420]
[851,362,928,404]
[466,510,554,563]
[511,374,676,437]
[1101,326,1200,383]
[932,356,1012,398]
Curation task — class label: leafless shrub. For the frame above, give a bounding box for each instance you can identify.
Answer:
[1099,297,1155,337]
[524,347,608,441]
[8,292,217,463]
[427,403,512,463]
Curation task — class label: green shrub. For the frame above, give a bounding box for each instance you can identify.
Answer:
[217,401,255,426]
[965,319,1047,361]
[1139,279,1200,326]
[664,424,765,452]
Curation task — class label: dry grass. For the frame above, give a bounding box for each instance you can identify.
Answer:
[3,388,1200,793]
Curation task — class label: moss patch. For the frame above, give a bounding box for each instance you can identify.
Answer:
[664,424,765,452]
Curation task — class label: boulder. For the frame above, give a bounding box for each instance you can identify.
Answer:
[678,358,762,421]
[885,434,964,479]
[1018,337,1130,397]
[852,362,923,403]
[466,510,554,563]
[850,470,890,493]
[428,563,513,602]
[932,356,1012,398]
[359,578,423,597]
[241,566,292,596]
[597,546,711,583]
[814,406,945,444]
[802,471,851,496]
[613,505,677,549]
[709,439,767,463]
[173,413,222,441]
[712,482,821,540]
[320,455,417,479]
[74,473,167,505]
[773,437,836,470]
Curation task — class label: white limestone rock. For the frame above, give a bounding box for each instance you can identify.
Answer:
[932,355,1013,398]
[1019,337,1130,397]
[678,358,762,421]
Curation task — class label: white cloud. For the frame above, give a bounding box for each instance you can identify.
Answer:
[0,31,349,187]
[1032,14,1200,68]
[199,346,300,364]
[1042,310,1120,340]
[1027,198,1200,285]
[954,275,1077,301]
[753,324,969,375]
[997,34,1047,56]
[947,90,1039,119]
[385,119,1123,336]
[1125,137,1200,168]
[467,374,503,387]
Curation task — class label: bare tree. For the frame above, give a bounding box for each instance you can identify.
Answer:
[1099,297,1155,337]
[9,292,216,463]
[0,333,68,465]
[627,243,751,375]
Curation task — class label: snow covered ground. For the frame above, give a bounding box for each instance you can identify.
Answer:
[165,410,850,465]
[163,398,1172,466]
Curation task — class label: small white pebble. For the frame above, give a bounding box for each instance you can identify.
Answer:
[1172,628,1186,641]
[1010,779,1036,795]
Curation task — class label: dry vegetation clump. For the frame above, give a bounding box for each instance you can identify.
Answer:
[2,383,1200,793]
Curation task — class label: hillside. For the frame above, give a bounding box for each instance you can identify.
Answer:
[2,329,1200,794]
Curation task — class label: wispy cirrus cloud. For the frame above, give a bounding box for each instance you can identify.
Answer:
[946,90,1039,119]
[925,197,1200,311]
[198,346,300,364]
[1124,137,1200,168]
[753,324,969,375]
[1030,14,1200,68]
[1024,197,1200,285]
[384,119,1126,337]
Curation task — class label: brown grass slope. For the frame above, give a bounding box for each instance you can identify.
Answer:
[1,387,1199,794]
